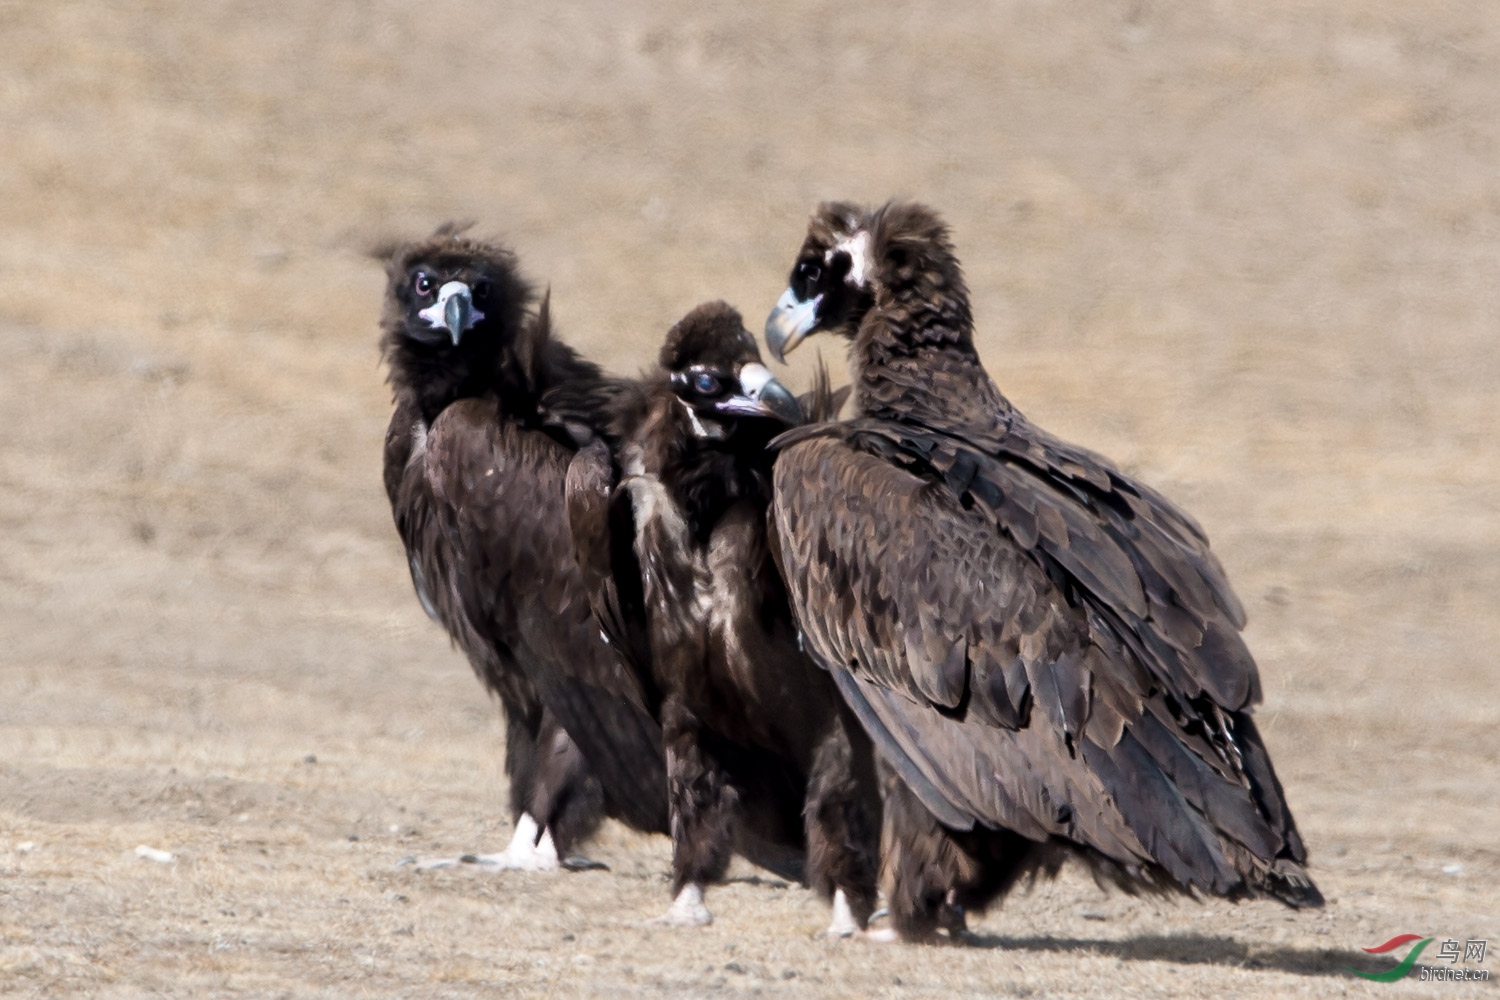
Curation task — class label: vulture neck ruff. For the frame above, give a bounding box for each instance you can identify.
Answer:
[641,383,771,546]
[845,213,1012,432]
[378,235,541,427]
[384,299,549,429]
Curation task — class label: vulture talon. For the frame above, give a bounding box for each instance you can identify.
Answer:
[650,884,714,928]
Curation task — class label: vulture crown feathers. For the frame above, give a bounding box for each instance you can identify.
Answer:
[377,223,560,423]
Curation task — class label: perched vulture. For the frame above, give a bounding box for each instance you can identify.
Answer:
[378,225,667,870]
[561,303,879,930]
[763,201,1322,941]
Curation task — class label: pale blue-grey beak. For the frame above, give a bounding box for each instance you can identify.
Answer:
[716,362,803,425]
[418,280,483,346]
[764,287,822,364]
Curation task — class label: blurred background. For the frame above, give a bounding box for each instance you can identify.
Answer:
[2,2,1495,996]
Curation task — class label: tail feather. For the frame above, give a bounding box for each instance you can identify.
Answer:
[1261,857,1324,909]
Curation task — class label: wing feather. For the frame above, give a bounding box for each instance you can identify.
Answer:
[564,439,655,684]
[424,402,668,834]
[771,427,1304,895]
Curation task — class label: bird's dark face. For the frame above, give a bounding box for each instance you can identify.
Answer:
[662,302,803,440]
[381,228,528,361]
[764,203,875,363]
[394,256,501,348]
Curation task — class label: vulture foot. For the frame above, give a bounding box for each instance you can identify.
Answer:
[817,889,863,938]
[407,813,560,872]
[651,883,713,927]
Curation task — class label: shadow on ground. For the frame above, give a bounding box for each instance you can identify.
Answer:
[968,933,1374,980]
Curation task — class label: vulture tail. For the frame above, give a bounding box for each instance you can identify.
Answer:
[1260,858,1325,909]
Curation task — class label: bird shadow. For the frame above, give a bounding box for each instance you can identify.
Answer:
[960,932,1376,979]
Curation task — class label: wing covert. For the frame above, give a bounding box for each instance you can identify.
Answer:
[771,431,1297,891]
[424,402,668,833]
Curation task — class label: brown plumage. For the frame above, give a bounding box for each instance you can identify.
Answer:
[763,201,1321,941]
[378,224,667,868]
[560,302,879,929]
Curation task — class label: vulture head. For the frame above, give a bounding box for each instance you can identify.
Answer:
[661,301,802,441]
[764,201,968,362]
[377,223,534,404]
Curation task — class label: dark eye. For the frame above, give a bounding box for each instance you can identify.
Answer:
[798,261,822,284]
[413,272,433,296]
[472,280,490,300]
[692,372,720,395]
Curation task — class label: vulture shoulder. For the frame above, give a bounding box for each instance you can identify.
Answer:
[564,438,655,687]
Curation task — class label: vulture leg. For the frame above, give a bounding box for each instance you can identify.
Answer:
[653,697,736,927]
[878,762,1064,941]
[878,764,959,941]
[501,696,545,831]
[409,713,607,873]
[528,713,608,871]
[804,709,880,936]
[407,698,561,872]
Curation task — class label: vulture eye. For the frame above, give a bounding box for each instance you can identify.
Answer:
[472,279,491,300]
[692,372,721,395]
[798,261,822,284]
[413,272,434,297]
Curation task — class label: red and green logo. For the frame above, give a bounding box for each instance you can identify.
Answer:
[1351,935,1433,982]
[1351,934,1490,982]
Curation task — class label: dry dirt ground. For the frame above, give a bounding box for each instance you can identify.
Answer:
[2,2,1497,997]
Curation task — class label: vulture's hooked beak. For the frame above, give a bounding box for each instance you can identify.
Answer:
[764,288,821,364]
[717,362,803,425]
[419,281,483,346]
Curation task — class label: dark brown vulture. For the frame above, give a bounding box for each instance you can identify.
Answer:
[561,302,879,930]
[378,224,667,871]
[762,201,1322,941]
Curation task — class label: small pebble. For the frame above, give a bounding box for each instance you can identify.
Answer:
[17,842,35,853]
[1442,863,1463,875]
[135,845,174,864]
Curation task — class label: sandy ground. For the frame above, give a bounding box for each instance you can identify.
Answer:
[2,2,1497,997]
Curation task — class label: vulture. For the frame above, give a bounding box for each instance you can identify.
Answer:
[561,302,880,930]
[762,201,1322,941]
[378,224,667,871]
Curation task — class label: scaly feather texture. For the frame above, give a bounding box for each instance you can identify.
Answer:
[766,201,1320,939]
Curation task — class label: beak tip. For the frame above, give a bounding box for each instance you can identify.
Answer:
[760,381,803,426]
[762,320,782,365]
[764,288,818,364]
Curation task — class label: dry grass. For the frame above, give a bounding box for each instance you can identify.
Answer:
[1,1,1496,996]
